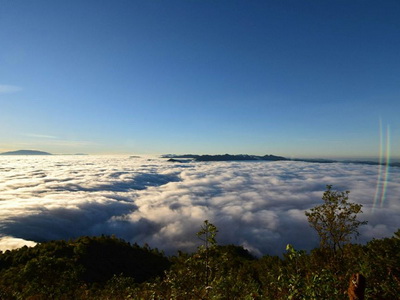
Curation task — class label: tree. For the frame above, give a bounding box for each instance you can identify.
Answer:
[196,220,218,290]
[305,185,367,254]
[197,220,218,251]
[160,220,220,299]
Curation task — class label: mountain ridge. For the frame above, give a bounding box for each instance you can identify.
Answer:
[162,153,400,167]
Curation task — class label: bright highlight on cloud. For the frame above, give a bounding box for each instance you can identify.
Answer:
[0,156,399,255]
[0,237,36,251]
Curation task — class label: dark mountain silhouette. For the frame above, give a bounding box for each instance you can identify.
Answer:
[162,154,287,162]
[195,154,288,161]
[0,150,52,155]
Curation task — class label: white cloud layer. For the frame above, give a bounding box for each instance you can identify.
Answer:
[0,156,399,255]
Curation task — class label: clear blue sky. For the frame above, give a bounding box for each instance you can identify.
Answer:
[1,0,399,158]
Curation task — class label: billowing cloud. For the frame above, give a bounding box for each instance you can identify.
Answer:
[0,156,399,256]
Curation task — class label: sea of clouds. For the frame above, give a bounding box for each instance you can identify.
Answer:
[0,155,399,256]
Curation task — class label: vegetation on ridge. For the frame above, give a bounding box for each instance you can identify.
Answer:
[0,186,399,299]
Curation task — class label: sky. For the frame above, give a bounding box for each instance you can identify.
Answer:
[1,0,399,158]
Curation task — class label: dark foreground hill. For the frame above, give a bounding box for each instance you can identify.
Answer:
[0,236,170,298]
[0,150,52,155]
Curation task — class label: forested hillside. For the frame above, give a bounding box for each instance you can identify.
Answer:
[0,229,399,299]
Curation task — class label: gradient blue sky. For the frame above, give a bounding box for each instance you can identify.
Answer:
[1,0,399,158]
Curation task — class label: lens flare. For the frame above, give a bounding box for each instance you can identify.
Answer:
[373,120,391,212]
[372,120,384,212]
[380,126,391,208]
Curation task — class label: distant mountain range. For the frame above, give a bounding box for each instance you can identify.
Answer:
[0,150,52,155]
[162,154,400,167]
[162,154,288,162]
[0,150,398,168]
